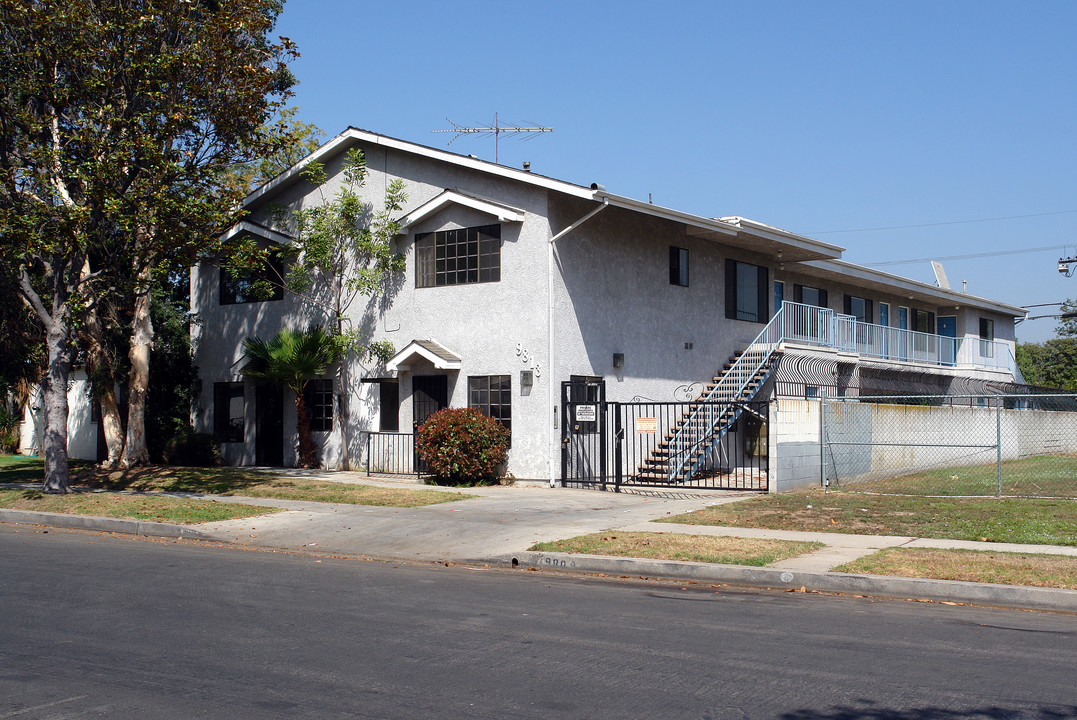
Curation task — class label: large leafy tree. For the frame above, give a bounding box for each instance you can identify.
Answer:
[1016,302,1077,390]
[241,326,335,468]
[0,0,296,490]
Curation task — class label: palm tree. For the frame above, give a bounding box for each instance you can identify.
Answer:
[241,326,336,468]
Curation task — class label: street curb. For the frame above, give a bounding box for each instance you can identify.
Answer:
[508,551,1077,613]
[0,509,214,540]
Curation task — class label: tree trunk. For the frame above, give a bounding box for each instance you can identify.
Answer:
[121,266,154,468]
[83,306,125,466]
[295,392,317,468]
[337,360,350,471]
[42,321,73,493]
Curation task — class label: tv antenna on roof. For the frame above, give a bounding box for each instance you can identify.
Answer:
[433,112,553,164]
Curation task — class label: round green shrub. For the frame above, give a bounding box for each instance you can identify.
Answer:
[162,431,222,467]
[415,407,509,485]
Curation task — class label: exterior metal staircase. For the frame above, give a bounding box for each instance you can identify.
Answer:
[636,311,785,483]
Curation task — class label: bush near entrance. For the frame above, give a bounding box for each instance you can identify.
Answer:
[415,408,509,485]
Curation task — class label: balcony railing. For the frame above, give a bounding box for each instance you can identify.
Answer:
[777,302,1017,376]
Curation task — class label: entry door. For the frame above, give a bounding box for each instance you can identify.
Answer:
[937,316,957,366]
[255,383,284,466]
[412,375,448,429]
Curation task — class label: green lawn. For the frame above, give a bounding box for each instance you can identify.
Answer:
[836,454,1077,498]
[0,487,277,524]
[663,490,1077,546]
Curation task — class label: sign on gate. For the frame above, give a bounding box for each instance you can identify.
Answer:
[574,404,596,422]
[635,417,657,434]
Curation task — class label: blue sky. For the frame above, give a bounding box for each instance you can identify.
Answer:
[274,1,1077,342]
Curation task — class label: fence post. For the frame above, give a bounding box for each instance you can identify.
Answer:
[366,432,370,475]
[996,395,1002,498]
[819,395,826,489]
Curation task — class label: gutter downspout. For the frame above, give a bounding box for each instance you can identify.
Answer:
[547,195,609,487]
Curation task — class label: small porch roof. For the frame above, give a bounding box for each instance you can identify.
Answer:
[385,339,462,372]
[397,189,525,230]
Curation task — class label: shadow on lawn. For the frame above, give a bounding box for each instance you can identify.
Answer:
[0,457,275,495]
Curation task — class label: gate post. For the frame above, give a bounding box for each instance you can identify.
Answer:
[614,405,623,493]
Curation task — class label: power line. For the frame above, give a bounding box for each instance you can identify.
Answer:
[868,245,1066,267]
[808,209,1077,235]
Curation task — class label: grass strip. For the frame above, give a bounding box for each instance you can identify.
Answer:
[837,454,1077,498]
[0,458,474,508]
[662,491,1077,546]
[835,547,1077,590]
[530,531,823,567]
[0,487,278,525]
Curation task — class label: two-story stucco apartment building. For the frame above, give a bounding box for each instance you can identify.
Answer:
[187,127,1026,490]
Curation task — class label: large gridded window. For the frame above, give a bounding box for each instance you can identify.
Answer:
[415,224,501,288]
[725,259,768,323]
[303,379,334,432]
[213,382,244,443]
[220,258,284,305]
[468,375,511,438]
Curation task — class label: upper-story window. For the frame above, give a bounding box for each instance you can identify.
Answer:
[669,246,689,287]
[844,295,873,324]
[794,284,828,308]
[220,258,284,305]
[913,309,935,334]
[415,224,501,288]
[725,259,768,323]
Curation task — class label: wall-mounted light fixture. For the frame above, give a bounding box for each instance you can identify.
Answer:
[612,353,624,368]
[520,370,534,388]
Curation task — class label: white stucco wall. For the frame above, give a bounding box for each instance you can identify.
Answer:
[190,134,1023,484]
[19,369,97,461]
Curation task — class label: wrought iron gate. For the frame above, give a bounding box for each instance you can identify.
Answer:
[561,380,769,491]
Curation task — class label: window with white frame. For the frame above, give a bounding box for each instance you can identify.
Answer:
[979,318,995,358]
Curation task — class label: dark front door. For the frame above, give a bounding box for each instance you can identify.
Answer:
[412,375,448,429]
[255,383,284,466]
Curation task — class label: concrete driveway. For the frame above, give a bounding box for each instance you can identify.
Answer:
[196,476,748,562]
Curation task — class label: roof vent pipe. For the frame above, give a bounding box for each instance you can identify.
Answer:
[523,161,531,172]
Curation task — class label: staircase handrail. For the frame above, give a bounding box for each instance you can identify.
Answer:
[667,309,785,481]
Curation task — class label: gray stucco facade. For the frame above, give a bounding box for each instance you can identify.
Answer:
[189,128,1027,485]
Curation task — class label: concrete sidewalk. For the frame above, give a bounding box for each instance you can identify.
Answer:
[3,471,1077,612]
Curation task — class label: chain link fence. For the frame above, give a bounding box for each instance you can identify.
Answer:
[822,394,1077,498]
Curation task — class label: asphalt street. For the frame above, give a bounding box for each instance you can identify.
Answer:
[2,525,1076,719]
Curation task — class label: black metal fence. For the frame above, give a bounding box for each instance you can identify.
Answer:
[561,381,768,492]
[365,432,417,476]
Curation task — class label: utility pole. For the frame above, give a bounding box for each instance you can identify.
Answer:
[433,113,553,164]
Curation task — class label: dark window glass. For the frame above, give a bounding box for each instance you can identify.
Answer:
[844,295,873,323]
[979,318,994,341]
[303,379,334,432]
[220,258,284,305]
[725,259,768,323]
[913,309,935,334]
[669,246,689,286]
[794,284,828,308]
[213,382,244,443]
[378,381,399,432]
[468,375,511,441]
[416,224,501,288]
